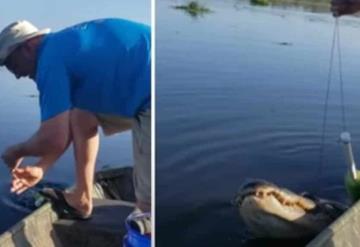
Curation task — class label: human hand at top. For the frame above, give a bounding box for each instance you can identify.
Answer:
[1,144,23,171]
[331,0,360,17]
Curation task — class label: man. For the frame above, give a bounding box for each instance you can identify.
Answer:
[331,0,360,16]
[0,19,151,219]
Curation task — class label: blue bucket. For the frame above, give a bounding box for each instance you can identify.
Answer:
[123,212,151,247]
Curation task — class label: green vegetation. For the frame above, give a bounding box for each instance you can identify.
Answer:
[345,171,360,202]
[173,1,212,18]
[248,0,330,13]
[251,0,269,6]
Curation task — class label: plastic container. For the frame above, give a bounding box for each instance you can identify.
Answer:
[123,212,151,247]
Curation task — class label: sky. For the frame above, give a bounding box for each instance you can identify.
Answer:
[0,0,151,33]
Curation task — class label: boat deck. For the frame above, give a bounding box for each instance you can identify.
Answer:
[55,198,134,247]
[0,199,134,247]
[307,199,360,246]
[0,167,137,247]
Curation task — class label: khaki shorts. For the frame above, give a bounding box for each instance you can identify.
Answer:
[96,109,151,204]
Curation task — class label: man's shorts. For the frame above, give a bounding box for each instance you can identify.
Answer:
[96,109,151,204]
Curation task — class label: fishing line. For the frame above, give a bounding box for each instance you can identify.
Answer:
[336,20,347,131]
[318,18,347,180]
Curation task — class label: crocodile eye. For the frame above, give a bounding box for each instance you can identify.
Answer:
[258,191,263,197]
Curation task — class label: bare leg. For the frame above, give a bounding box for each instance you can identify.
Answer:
[136,201,151,212]
[64,108,99,216]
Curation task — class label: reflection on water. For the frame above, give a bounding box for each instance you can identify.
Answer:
[157,0,360,246]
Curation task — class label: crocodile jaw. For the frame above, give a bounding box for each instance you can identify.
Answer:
[234,180,332,238]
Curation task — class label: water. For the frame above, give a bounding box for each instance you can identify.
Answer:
[0,72,133,233]
[156,0,360,246]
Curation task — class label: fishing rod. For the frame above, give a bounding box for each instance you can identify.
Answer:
[321,18,360,202]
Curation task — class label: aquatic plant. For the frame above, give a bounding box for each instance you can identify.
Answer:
[173,1,212,18]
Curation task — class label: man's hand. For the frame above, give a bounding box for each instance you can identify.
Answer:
[11,166,44,194]
[1,145,23,171]
[331,0,360,17]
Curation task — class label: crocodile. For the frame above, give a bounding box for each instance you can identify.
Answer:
[232,179,348,239]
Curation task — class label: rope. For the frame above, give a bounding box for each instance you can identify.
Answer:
[318,18,347,179]
[336,19,347,131]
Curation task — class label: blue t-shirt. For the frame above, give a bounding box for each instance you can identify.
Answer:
[35,18,151,121]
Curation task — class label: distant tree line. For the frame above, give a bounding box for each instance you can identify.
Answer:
[250,0,330,12]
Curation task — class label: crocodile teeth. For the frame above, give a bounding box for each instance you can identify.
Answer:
[235,179,346,239]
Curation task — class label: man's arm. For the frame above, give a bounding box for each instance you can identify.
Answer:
[2,110,71,171]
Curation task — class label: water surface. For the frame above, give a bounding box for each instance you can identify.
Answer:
[156,0,360,246]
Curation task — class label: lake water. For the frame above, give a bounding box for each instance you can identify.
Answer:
[0,72,133,233]
[156,0,360,246]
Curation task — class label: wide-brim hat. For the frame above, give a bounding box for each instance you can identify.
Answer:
[0,20,50,65]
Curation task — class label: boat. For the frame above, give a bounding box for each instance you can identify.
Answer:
[0,166,136,247]
[306,198,360,246]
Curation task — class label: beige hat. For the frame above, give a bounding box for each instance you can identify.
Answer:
[0,20,50,65]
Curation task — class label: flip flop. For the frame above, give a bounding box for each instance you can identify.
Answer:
[39,188,92,221]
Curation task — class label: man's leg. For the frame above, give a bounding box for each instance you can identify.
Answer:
[63,108,99,216]
[132,109,151,212]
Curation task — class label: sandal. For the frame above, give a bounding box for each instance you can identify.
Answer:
[39,188,92,220]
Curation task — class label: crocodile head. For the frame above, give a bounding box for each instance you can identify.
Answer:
[233,179,347,239]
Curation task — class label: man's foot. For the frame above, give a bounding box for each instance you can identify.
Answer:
[63,190,92,217]
[40,188,92,220]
